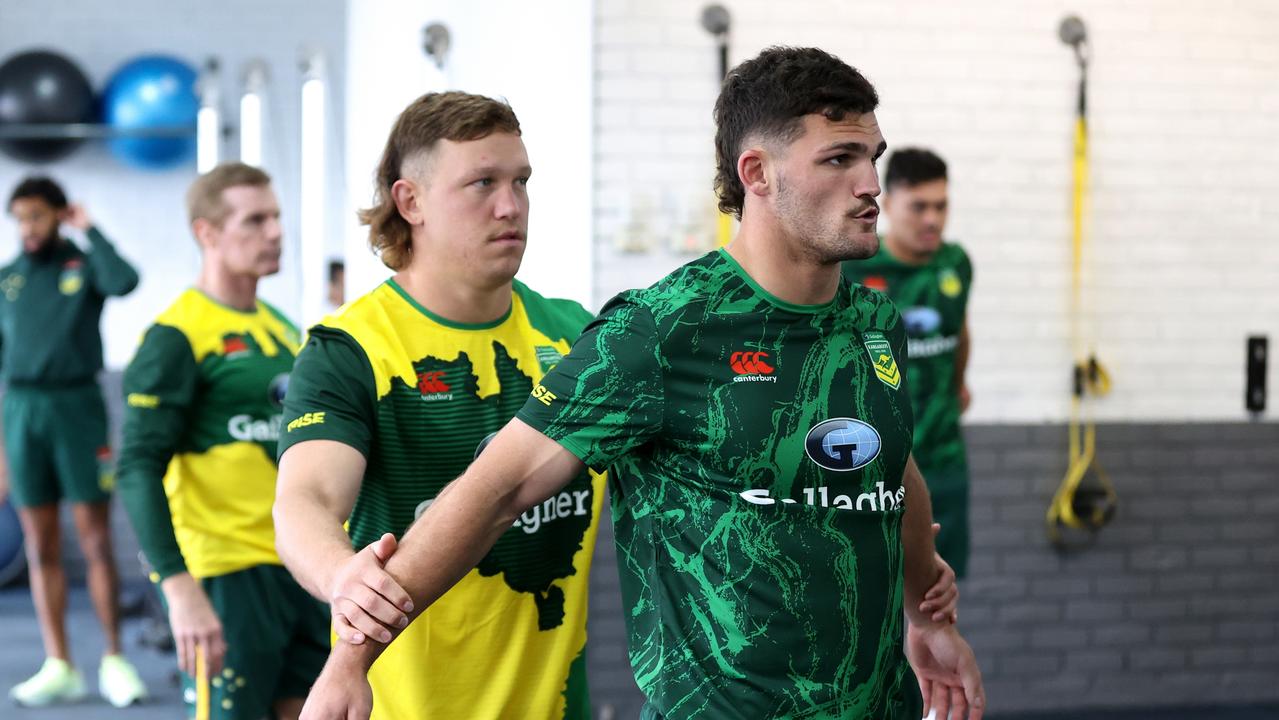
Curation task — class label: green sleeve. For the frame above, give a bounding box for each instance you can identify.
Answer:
[116,324,196,580]
[277,328,377,461]
[85,226,140,297]
[957,244,973,313]
[515,294,665,469]
[889,305,911,383]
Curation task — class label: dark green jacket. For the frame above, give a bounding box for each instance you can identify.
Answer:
[0,227,139,385]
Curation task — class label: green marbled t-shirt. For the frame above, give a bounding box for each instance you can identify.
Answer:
[518,249,923,719]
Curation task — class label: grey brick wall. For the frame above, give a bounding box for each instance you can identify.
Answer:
[584,422,1279,717]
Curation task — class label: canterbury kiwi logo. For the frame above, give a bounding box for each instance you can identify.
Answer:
[730,351,774,375]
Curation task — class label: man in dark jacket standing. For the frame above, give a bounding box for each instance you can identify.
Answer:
[1,176,148,708]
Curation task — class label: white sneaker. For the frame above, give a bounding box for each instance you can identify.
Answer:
[9,657,87,707]
[98,654,148,708]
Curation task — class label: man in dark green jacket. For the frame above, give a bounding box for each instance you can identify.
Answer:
[1,177,148,708]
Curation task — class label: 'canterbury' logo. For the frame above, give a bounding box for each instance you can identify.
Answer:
[286,412,326,432]
[417,371,450,394]
[730,351,774,375]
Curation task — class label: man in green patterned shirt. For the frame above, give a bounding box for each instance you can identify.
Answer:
[843,148,974,579]
[301,47,984,720]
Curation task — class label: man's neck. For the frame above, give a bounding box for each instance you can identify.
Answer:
[727,213,842,307]
[26,237,67,263]
[882,231,936,266]
[395,262,512,326]
[196,266,258,312]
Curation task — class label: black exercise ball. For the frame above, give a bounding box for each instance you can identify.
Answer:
[0,49,95,163]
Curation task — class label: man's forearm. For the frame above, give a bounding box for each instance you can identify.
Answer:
[86,226,140,296]
[318,419,583,672]
[330,472,526,672]
[387,474,523,617]
[902,458,943,628]
[116,467,187,579]
[274,494,359,601]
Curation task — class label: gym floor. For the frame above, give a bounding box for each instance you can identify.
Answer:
[1,584,179,719]
[2,587,1276,719]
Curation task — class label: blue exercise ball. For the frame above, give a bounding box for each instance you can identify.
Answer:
[102,55,199,170]
[0,498,25,588]
[0,49,94,163]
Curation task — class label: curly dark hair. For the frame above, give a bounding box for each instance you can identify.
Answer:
[884,148,947,191]
[713,46,879,219]
[8,177,68,211]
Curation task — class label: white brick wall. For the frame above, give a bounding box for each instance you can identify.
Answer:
[592,0,1279,423]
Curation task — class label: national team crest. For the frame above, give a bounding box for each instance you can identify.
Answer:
[59,260,84,296]
[939,268,963,298]
[863,331,901,389]
[534,346,563,373]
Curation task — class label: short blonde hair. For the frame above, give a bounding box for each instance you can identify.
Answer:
[186,162,272,227]
[358,92,521,270]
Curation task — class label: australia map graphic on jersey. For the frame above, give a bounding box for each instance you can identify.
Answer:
[368,341,594,630]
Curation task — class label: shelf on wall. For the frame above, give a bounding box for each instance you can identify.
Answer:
[0,123,195,140]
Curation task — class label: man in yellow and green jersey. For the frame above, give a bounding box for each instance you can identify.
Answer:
[116,163,328,720]
[274,92,605,719]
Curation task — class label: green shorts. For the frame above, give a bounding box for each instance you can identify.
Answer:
[161,564,330,720]
[921,463,971,580]
[2,383,112,508]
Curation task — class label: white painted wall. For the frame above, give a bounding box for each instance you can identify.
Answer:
[0,0,347,367]
[342,0,594,309]
[592,0,1279,423]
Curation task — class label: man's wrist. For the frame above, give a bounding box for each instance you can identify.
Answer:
[330,634,380,674]
[907,616,945,635]
[160,571,196,593]
[316,547,356,600]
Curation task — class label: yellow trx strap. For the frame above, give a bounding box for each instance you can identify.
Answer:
[716,211,735,248]
[1047,89,1118,548]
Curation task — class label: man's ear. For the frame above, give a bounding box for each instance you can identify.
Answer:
[391,179,425,226]
[738,146,771,201]
[192,217,217,251]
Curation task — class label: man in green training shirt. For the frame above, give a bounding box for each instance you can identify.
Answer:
[843,148,974,580]
[116,163,328,720]
[300,47,984,720]
[1,176,148,707]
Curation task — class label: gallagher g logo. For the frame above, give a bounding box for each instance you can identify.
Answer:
[268,373,289,408]
[804,417,881,472]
